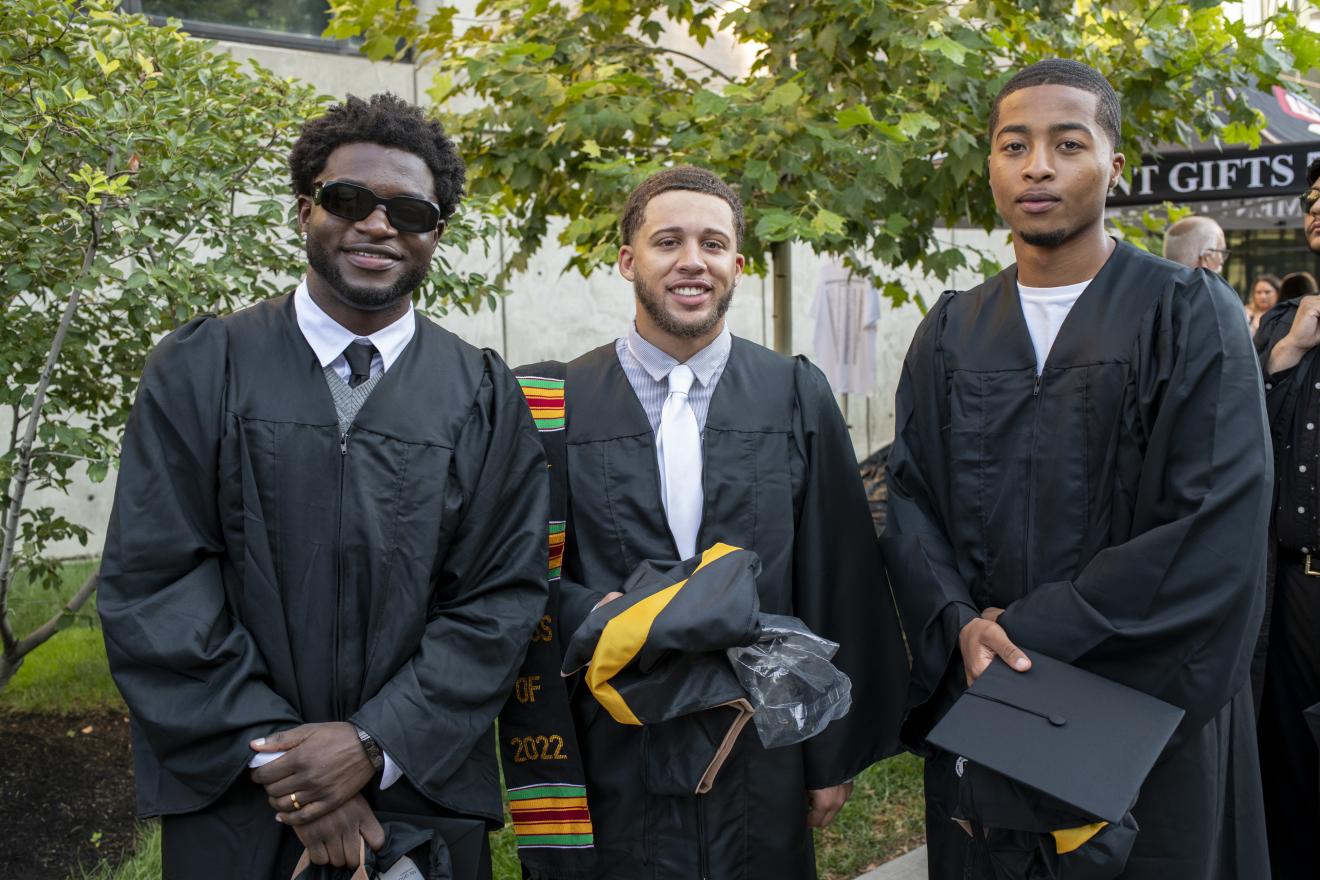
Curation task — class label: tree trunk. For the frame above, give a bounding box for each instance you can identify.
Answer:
[0,569,99,695]
[0,653,21,692]
[771,239,793,355]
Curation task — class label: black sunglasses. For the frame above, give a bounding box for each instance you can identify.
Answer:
[1300,190,1320,214]
[313,180,443,233]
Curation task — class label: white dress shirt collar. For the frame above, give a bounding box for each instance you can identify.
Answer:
[293,278,416,371]
[626,322,732,388]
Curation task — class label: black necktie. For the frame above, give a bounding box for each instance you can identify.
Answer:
[343,342,377,388]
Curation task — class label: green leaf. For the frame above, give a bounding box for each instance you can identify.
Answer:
[898,111,939,138]
[836,105,878,130]
[581,138,601,158]
[921,36,967,65]
[765,80,803,112]
[754,209,798,240]
[810,208,846,237]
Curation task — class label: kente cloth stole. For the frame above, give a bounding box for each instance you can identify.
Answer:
[498,363,595,879]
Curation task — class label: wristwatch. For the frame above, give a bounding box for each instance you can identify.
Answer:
[355,726,385,770]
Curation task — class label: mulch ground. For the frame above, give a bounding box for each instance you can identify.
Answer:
[0,710,139,878]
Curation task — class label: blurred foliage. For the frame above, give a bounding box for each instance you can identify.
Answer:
[0,0,502,686]
[329,0,1320,304]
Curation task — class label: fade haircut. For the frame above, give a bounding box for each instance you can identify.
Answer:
[288,92,466,221]
[1162,216,1223,268]
[988,59,1122,148]
[620,166,745,247]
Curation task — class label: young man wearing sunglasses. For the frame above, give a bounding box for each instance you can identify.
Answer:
[1251,159,1320,880]
[98,93,549,879]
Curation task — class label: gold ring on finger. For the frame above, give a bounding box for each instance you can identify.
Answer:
[290,792,301,811]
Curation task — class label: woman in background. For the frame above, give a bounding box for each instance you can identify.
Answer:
[1248,274,1282,335]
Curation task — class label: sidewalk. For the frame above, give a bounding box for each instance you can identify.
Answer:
[854,845,927,880]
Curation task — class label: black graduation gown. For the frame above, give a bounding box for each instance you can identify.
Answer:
[883,241,1272,879]
[97,295,548,862]
[556,338,908,880]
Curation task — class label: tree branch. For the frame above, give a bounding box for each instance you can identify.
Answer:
[602,43,735,82]
[0,147,112,657]
[9,568,99,660]
[167,129,281,253]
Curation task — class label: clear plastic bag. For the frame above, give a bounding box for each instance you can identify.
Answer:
[726,613,853,749]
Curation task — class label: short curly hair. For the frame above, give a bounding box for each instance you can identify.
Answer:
[288,92,466,220]
[989,59,1121,148]
[620,166,745,247]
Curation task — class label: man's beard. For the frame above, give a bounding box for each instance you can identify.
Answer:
[306,237,429,311]
[634,277,735,340]
[1019,227,1069,248]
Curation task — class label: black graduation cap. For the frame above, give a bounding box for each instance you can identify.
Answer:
[926,652,1184,825]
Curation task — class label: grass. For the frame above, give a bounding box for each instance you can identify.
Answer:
[6,559,924,879]
[76,825,161,880]
[815,753,926,879]
[0,558,123,714]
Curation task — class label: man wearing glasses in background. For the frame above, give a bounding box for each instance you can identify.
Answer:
[1252,159,1320,880]
[1162,214,1229,272]
[98,93,548,879]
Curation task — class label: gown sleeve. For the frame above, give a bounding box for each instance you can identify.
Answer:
[351,351,549,796]
[790,358,909,788]
[556,561,606,648]
[98,318,302,807]
[880,294,982,747]
[996,274,1272,732]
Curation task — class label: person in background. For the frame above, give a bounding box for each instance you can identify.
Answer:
[1162,214,1228,272]
[1248,274,1281,336]
[1248,159,1320,880]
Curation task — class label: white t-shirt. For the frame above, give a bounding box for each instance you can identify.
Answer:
[1017,279,1092,375]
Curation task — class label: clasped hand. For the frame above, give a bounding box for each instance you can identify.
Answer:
[250,721,383,867]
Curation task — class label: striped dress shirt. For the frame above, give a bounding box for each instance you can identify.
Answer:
[615,323,733,436]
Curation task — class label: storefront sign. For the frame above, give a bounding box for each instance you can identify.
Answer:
[1108,141,1320,206]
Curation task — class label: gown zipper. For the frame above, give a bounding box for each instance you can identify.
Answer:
[1025,374,1042,598]
[333,428,349,719]
[696,793,709,880]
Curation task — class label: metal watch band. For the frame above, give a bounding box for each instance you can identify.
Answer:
[355,726,385,770]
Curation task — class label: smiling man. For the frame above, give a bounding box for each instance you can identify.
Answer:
[98,94,548,879]
[525,166,908,878]
[883,60,1271,878]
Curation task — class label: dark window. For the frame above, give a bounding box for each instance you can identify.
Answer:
[1225,228,1320,302]
[121,0,358,54]
[136,0,329,37]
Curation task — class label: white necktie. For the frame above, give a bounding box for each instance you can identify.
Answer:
[657,363,703,560]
